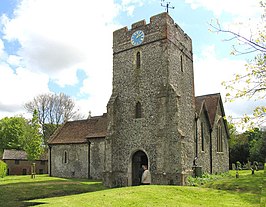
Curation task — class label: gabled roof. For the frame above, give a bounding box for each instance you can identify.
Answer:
[48,113,107,145]
[195,98,212,129]
[195,93,229,138]
[195,93,221,128]
[2,149,47,160]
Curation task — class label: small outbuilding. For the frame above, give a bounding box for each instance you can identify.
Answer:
[2,149,48,175]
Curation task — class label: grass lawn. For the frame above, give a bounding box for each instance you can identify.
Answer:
[0,175,106,207]
[0,169,265,207]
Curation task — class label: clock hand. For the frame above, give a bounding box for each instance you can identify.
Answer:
[136,33,142,38]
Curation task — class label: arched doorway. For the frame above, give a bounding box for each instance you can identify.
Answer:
[132,150,148,186]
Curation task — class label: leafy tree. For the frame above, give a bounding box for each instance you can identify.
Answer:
[24,92,84,146]
[210,1,266,128]
[248,129,266,162]
[0,116,28,152]
[22,110,44,161]
[229,124,266,165]
[0,113,44,161]
[229,133,250,165]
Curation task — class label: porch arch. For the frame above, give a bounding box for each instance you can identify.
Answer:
[128,150,148,186]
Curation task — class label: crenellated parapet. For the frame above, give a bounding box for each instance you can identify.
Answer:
[113,12,192,59]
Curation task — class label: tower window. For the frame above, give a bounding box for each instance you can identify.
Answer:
[180,55,183,72]
[135,101,142,118]
[136,52,141,68]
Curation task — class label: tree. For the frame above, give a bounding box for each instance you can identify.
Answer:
[210,1,266,128]
[229,124,266,165]
[0,113,44,161]
[24,92,83,146]
[22,109,44,161]
[229,133,250,166]
[248,129,266,163]
[0,116,28,152]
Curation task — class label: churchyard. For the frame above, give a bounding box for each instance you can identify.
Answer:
[0,169,265,207]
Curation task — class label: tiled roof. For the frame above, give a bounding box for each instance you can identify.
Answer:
[48,113,107,144]
[2,149,48,160]
[195,93,220,127]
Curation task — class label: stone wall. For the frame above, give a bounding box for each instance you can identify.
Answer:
[49,140,105,179]
[196,111,211,173]
[89,137,105,179]
[104,12,195,187]
[211,102,230,173]
[49,144,89,178]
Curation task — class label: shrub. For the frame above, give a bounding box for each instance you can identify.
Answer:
[187,172,230,186]
[0,160,7,178]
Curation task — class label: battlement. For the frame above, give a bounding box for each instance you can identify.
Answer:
[113,12,192,56]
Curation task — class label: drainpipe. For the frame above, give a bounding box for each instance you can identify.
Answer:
[49,145,52,176]
[87,141,91,179]
[209,128,213,174]
[195,115,198,158]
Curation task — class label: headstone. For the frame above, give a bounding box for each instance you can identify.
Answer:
[247,161,251,169]
[232,163,236,170]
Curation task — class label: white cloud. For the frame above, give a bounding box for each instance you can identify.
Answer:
[120,0,145,16]
[2,0,119,76]
[0,0,122,117]
[194,45,246,95]
[185,0,262,17]
[0,0,148,118]
[193,44,258,118]
[7,55,22,66]
[0,63,50,118]
[0,39,4,56]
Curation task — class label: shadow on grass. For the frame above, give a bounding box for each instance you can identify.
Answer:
[0,177,107,207]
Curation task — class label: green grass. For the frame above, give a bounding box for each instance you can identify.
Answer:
[0,175,106,207]
[0,169,265,207]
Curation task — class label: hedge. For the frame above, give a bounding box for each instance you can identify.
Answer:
[0,160,7,178]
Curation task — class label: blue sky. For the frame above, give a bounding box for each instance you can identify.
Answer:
[0,0,264,123]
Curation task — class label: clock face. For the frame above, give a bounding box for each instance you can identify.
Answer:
[131,30,144,46]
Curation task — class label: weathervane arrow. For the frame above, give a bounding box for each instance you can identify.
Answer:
[161,0,175,13]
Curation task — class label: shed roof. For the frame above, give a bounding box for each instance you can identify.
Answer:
[48,113,107,144]
[2,149,47,160]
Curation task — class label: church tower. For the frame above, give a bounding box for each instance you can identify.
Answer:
[104,13,195,187]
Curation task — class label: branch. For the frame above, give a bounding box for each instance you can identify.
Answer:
[209,20,266,54]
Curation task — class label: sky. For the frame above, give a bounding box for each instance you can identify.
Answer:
[0,0,264,123]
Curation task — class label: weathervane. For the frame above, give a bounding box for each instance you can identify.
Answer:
[161,0,175,13]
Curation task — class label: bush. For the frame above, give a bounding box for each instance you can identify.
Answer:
[0,160,7,178]
[187,172,229,186]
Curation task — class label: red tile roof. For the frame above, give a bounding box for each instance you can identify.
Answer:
[48,113,107,144]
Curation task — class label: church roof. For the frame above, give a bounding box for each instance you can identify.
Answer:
[195,93,229,138]
[2,149,47,160]
[48,113,107,145]
[195,93,223,128]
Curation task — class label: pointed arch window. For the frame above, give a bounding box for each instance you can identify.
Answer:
[217,121,223,152]
[201,122,204,151]
[136,52,141,68]
[135,101,142,118]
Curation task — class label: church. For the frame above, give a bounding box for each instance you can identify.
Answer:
[48,12,229,187]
